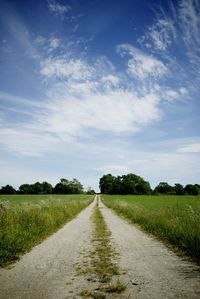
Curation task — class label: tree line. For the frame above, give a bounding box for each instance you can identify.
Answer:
[99,173,200,195]
[0,178,95,195]
[1,173,199,195]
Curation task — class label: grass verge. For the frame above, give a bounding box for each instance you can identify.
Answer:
[0,195,92,267]
[103,195,200,262]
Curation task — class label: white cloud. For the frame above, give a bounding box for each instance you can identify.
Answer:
[117,44,167,80]
[138,0,200,83]
[101,74,120,86]
[178,143,200,153]
[34,36,47,47]
[48,1,71,18]
[0,128,60,156]
[48,37,60,51]
[178,0,200,48]
[179,87,188,95]
[40,57,93,80]
[39,89,160,136]
[0,40,187,157]
[138,19,176,51]
[0,90,45,108]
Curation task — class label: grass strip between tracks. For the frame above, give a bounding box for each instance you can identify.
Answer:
[79,197,126,298]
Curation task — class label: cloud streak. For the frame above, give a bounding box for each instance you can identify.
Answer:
[117,44,167,80]
[48,1,71,18]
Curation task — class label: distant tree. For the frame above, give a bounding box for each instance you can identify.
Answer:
[121,174,151,195]
[41,182,53,194]
[31,182,43,194]
[86,187,96,195]
[173,183,185,195]
[194,184,200,194]
[67,179,84,194]
[60,178,70,186]
[99,174,115,194]
[154,182,174,194]
[99,173,151,195]
[54,178,83,194]
[53,183,65,194]
[135,180,152,195]
[184,184,199,195]
[112,176,123,194]
[0,185,16,194]
[19,184,33,194]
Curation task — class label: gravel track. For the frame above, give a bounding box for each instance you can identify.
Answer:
[0,195,200,299]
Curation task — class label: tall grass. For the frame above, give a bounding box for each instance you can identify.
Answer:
[103,195,200,261]
[0,195,92,266]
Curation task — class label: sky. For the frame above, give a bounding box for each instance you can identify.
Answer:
[0,0,200,191]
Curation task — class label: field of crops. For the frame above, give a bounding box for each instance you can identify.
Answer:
[0,194,93,266]
[103,195,200,261]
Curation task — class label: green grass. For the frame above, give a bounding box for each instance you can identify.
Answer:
[0,194,93,267]
[91,200,119,283]
[102,195,200,261]
[79,198,126,298]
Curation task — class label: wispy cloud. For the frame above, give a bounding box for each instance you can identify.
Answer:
[48,37,61,52]
[40,57,94,80]
[0,36,187,157]
[178,143,200,153]
[0,91,45,108]
[138,0,200,83]
[117,44,167,80]
[0,128,59,156]
[138,19,176,51]
[47,1,71,18]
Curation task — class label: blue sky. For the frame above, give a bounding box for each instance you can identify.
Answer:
[0,0,199,191]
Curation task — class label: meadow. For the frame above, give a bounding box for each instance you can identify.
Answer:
[0,194,93,266]
[102,195,200,262]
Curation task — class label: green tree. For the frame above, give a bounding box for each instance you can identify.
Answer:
[0,185,16,194]
[121,174,151,195]
[19,184,33,194]
[86,187,95,195]
[54,178,83,194]
[53,183,65,194]
[99,174,115,194]
[99,173,151,195]
[154,182,174,194]
[174,183,185,195]
[31,182,43,194]
[41,182,53,194]
[184,184,199,195]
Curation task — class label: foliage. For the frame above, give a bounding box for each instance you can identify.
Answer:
[86,187,96,194]
[0,185,16,194]
[103,195,200,261]
[184,184,200,195]
[99,173,151,195]
[174,183,185,195]
[153,182,174,194]
[19,181,53,194]
[0,178,84,195]
[54,178,83,194]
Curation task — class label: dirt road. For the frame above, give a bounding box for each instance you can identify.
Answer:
[0,195,200,298]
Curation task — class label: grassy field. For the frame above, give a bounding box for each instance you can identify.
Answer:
[102,195,200,261]
[0,194,93,267]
